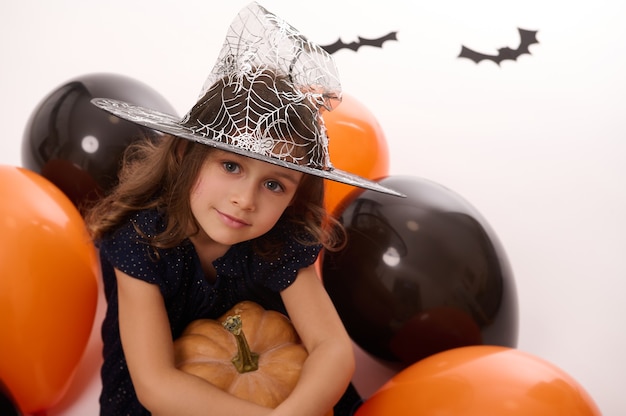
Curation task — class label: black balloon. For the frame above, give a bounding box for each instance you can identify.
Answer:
[322,176,518,366]
[22,73,177,207]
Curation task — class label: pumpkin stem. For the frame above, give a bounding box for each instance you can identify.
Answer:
[222,314,259,373]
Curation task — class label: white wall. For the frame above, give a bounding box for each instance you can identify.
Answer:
[1,0,625,414]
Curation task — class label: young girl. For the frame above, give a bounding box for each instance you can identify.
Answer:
[86,3,401,415]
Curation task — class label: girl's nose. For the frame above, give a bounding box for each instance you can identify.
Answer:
[231,181,256,211]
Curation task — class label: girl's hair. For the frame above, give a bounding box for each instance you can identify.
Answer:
[84,71,345,256]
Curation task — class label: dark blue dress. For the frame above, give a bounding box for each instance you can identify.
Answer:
[97,208,322,415]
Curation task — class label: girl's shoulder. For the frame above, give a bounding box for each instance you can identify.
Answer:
[128,208,166,237]
[98,208,175,258]
[102,208,165,241]
[98,208,193,285]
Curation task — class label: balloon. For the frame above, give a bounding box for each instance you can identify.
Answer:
[22,72,177,207]
[0,165,100,414]
[355,346,602,416]
[322,93,390,214]
[322,176,518,366]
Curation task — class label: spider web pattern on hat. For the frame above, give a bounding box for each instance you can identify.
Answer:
[184,1,341,170]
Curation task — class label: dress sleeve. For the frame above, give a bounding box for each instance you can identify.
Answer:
[98,210,166,285]
[254,220,323,292]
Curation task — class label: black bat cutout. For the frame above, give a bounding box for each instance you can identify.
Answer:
[458,28,539,65]
[321,31,398,54]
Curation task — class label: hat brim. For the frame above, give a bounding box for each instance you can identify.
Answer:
[91,98,405,197]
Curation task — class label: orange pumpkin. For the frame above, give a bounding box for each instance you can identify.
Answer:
[174,301,315,409]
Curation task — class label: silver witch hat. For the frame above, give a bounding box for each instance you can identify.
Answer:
[91,2,403,197]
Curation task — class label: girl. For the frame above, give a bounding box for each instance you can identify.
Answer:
[86,3,402,415]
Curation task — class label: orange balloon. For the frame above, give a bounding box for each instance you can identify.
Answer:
[355,346,601,416]
[322,93,390,215]
[0,165,99,414]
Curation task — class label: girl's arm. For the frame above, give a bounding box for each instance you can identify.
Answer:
[115,268,272,416]
[274,264,356,416]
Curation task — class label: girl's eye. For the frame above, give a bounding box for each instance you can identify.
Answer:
[222,161,240,173]
[265,180,284,193]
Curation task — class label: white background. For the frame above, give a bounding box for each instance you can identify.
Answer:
[1,0,625,414]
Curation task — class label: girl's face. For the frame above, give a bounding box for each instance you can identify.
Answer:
[189,149,303,248]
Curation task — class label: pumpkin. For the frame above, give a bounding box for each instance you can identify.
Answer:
[174,301,320,410]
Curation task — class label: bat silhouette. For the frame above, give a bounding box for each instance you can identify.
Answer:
[321,31,398,54]
[458,28,539,65]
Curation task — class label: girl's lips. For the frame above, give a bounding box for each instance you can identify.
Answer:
[216,210,250,228]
